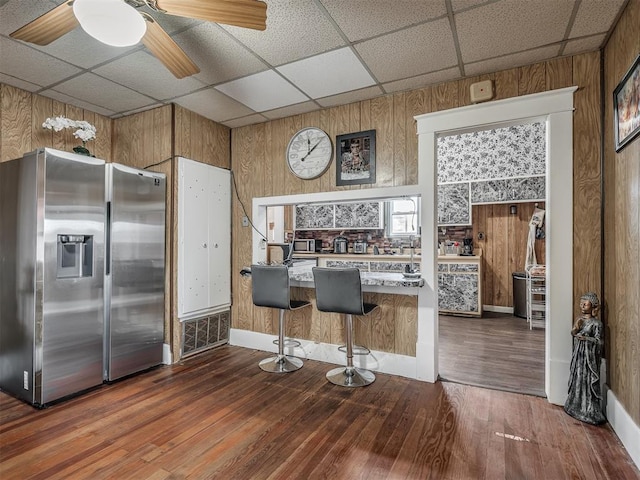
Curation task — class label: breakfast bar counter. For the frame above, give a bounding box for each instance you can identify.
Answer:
[288,263,424,295]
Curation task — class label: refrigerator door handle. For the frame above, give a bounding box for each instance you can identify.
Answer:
[106,201,111,275]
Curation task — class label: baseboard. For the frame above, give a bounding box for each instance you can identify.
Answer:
[483,305,514,314]
[229,328,418,380]
[162,343,172,365]
[605,386,640,469]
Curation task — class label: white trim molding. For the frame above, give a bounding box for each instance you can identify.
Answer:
[606,386,640,469]
[416,86,578,403]
[230,328,418,379]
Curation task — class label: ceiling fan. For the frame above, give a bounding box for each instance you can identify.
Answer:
[10,0,267,79]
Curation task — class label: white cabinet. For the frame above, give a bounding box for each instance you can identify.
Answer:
[178,158,230,319]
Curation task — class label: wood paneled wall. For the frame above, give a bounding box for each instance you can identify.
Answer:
[603,0,640,425]
[0,84,112,162]
[113,104,231,362]
[473,202,546,307]
[231,52,602,358]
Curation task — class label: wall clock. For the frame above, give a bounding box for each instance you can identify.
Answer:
[286,127,333,180]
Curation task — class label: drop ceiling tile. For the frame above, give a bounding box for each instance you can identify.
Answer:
[456,0,574,63]
[316,85,384,108]
[0,72,41,92]
[139,8,200,35]
[383,67,461,94]
[262,101,319,120]
[32,30,139,70]
[223,114,269,129]
[0,37,80,87]
[277,48,375,99]
[0,0,61,35]
[450,0,493,12]
[355,19,458,83]
[465,45,561,77]
[174,88,254,122]
[93,51,206,101]
[321,0,446,42]
[215,70,309,112]
[171,22,266,84]
[221,0,344,66]
[562,34,606,56]
[115,103,164,118]
[52,73,155,113]
[38,89,115,117]
[570,0,626,38]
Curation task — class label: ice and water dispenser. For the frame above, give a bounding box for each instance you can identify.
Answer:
[57,234,94,278]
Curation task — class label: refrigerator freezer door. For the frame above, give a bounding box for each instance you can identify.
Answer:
[106,164,165,381]
[41,150,106,404]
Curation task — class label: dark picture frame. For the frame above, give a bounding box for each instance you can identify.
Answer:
[336,130,376,186]
[613,54,640,152]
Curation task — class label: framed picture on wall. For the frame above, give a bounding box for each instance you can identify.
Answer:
[336,130,376,186]
[613,54,640,152]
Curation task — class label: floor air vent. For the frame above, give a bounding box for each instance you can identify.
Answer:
[181,310,230,357]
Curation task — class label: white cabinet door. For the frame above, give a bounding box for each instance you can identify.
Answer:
[178,158,230,318]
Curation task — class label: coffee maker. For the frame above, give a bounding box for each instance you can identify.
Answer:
[462,237,474,256]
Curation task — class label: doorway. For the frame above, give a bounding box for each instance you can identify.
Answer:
[415,86,577,405]
[434,120,547,396]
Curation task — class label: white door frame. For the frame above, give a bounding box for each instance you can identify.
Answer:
[415,86,578,405]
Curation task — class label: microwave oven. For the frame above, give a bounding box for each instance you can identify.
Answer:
[293,239,322,253]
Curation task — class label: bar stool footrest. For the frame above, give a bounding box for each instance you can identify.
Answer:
[259,355,303,373]
[273,338,302,348]
[337,344,370,355]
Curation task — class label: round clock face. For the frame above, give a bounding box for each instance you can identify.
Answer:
[286,127,333,180]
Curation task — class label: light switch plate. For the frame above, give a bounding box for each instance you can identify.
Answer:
[470,80,494,103]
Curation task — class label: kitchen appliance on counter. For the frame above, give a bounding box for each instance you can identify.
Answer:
[461,237,474,256]
[293,238,322,253]
[333,236,348,254]
[353,239,368,254]
[0,149,166,407]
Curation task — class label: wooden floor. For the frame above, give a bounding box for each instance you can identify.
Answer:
[439,312,545,397]
[1,346,638,480]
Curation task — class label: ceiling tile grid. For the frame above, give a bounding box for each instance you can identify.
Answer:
[455,0,575,63]
[0,0,629,127]
[277,47,375,99]
[355,19,459,83]
[320,0,447,42]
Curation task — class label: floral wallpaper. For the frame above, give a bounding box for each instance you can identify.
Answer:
[437,183,470,225]
[335,202,380,229]
[437,122,546,184]
[470,176,545,203]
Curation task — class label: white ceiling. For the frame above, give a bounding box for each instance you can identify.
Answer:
[0,0,627,128]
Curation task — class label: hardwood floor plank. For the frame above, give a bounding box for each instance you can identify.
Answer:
[439,312,545,396]
[0,345,637,480]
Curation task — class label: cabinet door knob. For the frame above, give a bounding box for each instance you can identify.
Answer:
[203,243,207,248]
[214,243,219,248]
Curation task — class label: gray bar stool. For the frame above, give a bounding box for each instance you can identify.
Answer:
[312,267,379,387]
[251,264,311,373]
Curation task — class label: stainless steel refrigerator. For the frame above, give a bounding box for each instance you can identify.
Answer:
[104,163,165,382]
[0,148,166,406]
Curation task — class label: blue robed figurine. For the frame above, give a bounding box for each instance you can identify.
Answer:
[564,292,606,425]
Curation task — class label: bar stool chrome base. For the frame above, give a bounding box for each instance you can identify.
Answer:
[326,366,375,387]
[259,354,303,373]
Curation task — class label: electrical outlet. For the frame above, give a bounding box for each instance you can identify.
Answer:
[242,216,249,227]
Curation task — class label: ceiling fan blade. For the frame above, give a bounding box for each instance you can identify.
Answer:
[9,0,78,46]
[142,16,200,79]
[156,0,267,30]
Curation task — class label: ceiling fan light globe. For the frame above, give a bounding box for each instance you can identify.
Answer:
[73,0,146,47]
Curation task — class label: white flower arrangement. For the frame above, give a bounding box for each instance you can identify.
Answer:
[42,116,97,143]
